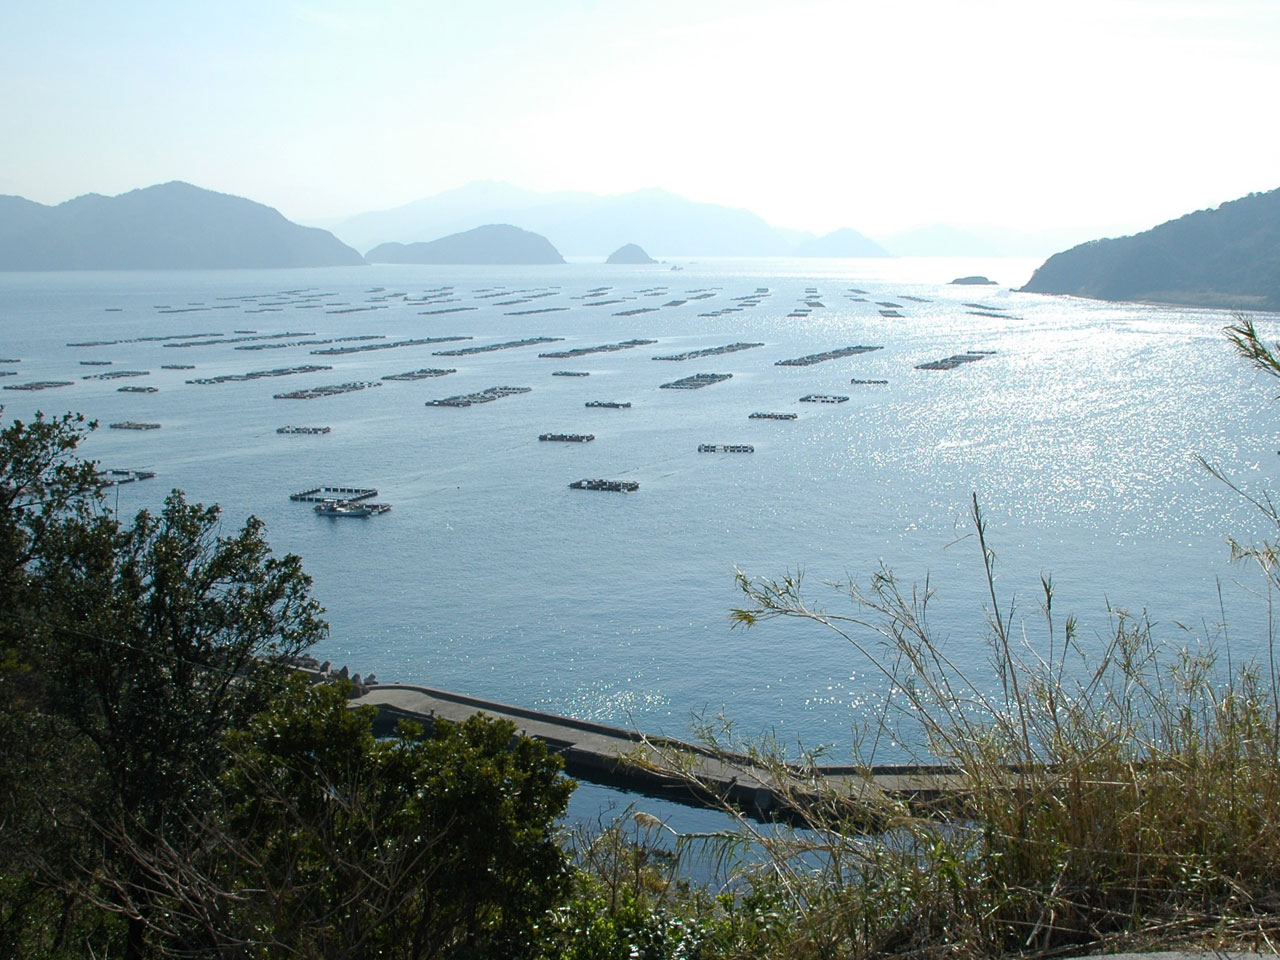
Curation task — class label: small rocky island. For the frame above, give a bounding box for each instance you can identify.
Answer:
[605,243,656,264]
[950,275,997,285]
[365,224,564,265]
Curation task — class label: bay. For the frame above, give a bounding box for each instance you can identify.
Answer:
[3,256,1277,775]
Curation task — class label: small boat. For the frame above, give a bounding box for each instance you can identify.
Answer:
[314,498,391,517]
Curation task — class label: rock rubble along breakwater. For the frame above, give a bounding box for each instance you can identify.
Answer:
[585,400,630,409]
[775,345,884,367]
[916,350,995,371]
[749,412,797,420]
[311,336,471,356]
[799,394,849,403]
[274,381,381,400]
[187,364,332,385]
[538,339,657,359]
[109,421,161,430]
[539,433,594,442]
[380,368,456,381]
[698,443,754,453]
[425,386,532,408]
[660,373,732,390]
[651,342,764,361]
[569,478,639,492]
[432,337,563,357]
[277,426,331,434]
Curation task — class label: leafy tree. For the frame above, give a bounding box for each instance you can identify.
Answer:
[1,409,328,957]
[2,408,579,959]
[215,678,574,959]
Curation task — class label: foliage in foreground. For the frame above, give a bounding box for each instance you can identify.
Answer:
[0,410,572,959]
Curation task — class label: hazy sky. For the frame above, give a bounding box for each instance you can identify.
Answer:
[3,0,1277,237]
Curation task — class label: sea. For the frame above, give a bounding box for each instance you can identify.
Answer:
[3,256,1279,826]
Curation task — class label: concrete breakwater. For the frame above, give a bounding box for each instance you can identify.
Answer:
[317,674,965,823]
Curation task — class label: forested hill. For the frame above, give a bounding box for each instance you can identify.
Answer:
[1020,187,1280,310]
[366,224,565,265]
[0,182,365,270]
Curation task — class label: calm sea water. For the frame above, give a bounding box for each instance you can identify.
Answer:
[4,257,1279,773]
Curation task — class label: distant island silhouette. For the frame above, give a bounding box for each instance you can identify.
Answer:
[791,227,890,258]
[950,275,997,285]
[365,224,565,265]
[1021,187,1280,310]
[0,181,364,270]
[606,243,656,264]
[333,181,894,258]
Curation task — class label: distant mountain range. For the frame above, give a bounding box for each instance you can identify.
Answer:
[6,178,1230,273]
[0,182,364,270]
[332,181,889,258]
[879,223,1107,259]
[1021,188,1280,310]
[367,224,565,265]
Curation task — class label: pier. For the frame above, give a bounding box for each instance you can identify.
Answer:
[350,681,965,822]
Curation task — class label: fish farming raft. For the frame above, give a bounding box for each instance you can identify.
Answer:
[569,478,639,493]
[659,373,732,390]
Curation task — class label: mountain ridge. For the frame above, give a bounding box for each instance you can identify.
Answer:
[332,181,886,257]
[1020,188,1280,310]
[366,224,565,265]
[0,182,365,271]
